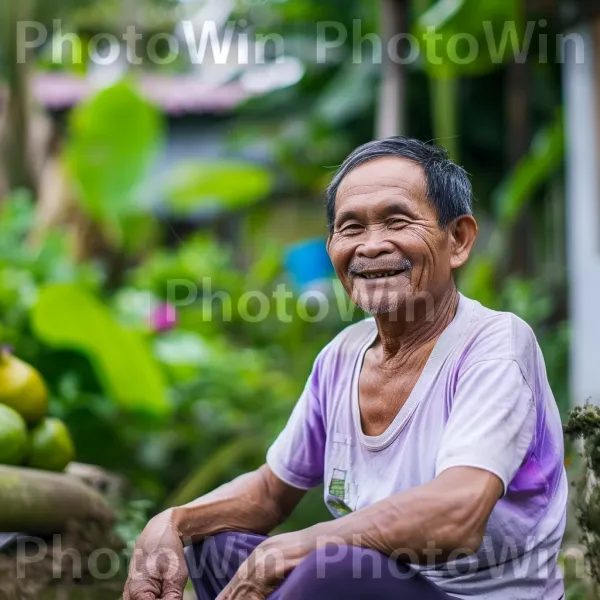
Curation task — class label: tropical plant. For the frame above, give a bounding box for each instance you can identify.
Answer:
[564,404,600,596]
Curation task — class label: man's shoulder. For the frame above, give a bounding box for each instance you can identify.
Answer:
[461,295,540,367]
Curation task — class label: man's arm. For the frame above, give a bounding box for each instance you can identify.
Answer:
[216,466,502,600]
[310,466,502,558]
[173,464,306,543]
[123,465,305,600]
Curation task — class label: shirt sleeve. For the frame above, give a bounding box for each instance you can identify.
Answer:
[266,363,326,490]
[435,358,536,495]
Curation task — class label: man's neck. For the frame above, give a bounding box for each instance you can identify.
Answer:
[373,286,459,362]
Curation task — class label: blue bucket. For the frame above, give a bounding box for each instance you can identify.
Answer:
[285,238,334,288]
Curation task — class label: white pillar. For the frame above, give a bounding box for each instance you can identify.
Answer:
[564,25,600,405]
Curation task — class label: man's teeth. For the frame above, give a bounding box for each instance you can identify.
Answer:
[360,271,400,279]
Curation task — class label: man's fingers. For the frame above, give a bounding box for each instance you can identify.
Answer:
[215,574,241,600]
[160,593,184,600]
[123,571,186,600]
[160,574,188,600]
[216,578,267,600]
[216,560,246,600]
[122,587,158,600]
[124,544,187,600]
[123,574,161,600]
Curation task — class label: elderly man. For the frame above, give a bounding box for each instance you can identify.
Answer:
[124,137,567,600]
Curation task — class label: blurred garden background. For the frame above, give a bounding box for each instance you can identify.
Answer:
[0,0,597,598]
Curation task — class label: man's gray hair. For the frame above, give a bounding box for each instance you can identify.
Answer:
[326,136,473,233]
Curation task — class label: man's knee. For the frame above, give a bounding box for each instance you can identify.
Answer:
[186,530,268,582]
[185,532,239,580]
[284,545,371,592]
[281,545,420,598]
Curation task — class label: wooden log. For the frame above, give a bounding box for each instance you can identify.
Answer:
[0,465,114,534]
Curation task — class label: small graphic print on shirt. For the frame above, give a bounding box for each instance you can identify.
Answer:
[327,468,358,517]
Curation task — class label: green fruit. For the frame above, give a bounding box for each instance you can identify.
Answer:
[0,404,28,465]
[0,351,48,425]
[27,418,75,472]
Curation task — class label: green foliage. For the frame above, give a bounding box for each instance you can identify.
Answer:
[413,0,524,159]
[164,436,261,508]
[0,190,346,517]
[64,81,164,243]
[164,160,274,215]
[0,191,104,361]
[114,499,154,553]
[31,284,171,418]
[565,404,600,588]
[460,112,566,308]
[414,0,523,78]
[313,62,378,127]
[493,113,565,228]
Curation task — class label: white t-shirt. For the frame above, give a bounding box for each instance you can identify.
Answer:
[267,294,568,599]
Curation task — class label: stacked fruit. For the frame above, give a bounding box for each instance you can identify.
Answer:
[0,349,75,471]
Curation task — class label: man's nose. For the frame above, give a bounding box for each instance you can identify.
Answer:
[355,231,395,258]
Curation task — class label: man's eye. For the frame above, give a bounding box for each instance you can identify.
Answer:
[387,218,408,228]
[340,223,363,233]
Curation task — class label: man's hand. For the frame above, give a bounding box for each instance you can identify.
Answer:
[216,530,315,600]
[123,510,189,600]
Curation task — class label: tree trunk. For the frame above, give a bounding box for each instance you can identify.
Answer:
[376,0,408,138]
[0,466,114,534]
[505,59,532,276]
[0,0,38,194]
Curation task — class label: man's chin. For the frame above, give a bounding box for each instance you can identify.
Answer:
[350,281,412,315]
[350,293,403,316]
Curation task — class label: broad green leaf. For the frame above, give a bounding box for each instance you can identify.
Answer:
[493,113,565,227]
[64,80,163,223]
[31,284,171,418]
[163,160,273,215]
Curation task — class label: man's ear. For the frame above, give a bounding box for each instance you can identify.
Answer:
[449,215,478,269]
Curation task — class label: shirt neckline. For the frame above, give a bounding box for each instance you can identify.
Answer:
[351,292,475,452]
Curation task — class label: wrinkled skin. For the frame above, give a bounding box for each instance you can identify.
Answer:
[215,531,314,600]
[327,156,476,319]
[123,511,188,600]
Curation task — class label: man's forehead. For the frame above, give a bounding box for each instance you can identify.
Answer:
[336,157,426,202]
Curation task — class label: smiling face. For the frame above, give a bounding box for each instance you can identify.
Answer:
[327,157,476,316]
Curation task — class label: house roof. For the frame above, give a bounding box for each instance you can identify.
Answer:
[31,72,252,115]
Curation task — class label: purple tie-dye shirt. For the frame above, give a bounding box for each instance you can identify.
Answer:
[267,294,567,599]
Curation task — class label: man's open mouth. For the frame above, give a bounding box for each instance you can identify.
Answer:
[356,270,404,280]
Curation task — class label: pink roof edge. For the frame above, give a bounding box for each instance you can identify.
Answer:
[31,71,253,115]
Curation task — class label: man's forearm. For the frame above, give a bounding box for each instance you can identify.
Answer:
[305,468,500,562]
[171,465,297,544]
